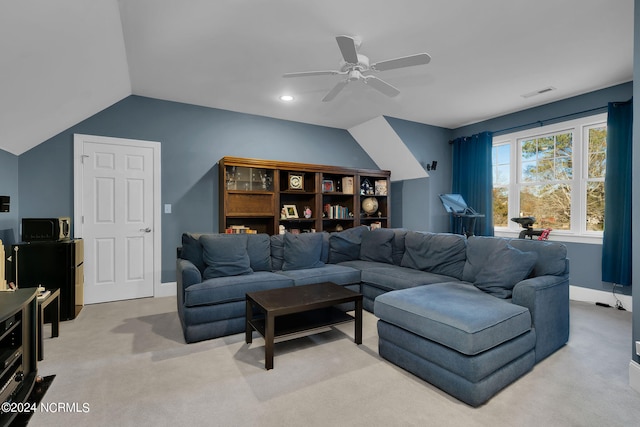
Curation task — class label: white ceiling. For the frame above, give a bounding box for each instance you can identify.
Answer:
[0,0,633,155]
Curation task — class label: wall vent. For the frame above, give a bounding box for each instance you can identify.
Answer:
[521,86,556,98]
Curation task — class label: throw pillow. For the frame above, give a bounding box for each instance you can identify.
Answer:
[180,232,206,273]
[200,234,253,279]
[474,244,538,298]
[282,232,325,271]
[247,234,272,271]
[328,226,367,263]
[400,231,467,279]
[463,236,510,282]
[359,228,394,264]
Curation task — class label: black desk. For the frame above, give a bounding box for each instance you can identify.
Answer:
[450,212,485,237]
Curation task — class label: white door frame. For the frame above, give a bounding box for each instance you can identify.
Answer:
[73,134,165,300]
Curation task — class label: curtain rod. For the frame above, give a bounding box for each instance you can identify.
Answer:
[448,104,609,144]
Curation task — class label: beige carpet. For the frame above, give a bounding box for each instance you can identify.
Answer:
[31,296,640,426]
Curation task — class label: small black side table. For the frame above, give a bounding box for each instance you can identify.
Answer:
[37,288,60,361]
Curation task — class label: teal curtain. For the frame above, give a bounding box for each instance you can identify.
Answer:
[452,131,494,236]
[602,100,632,286]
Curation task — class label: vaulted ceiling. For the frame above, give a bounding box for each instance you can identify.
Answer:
[0,0,633,155]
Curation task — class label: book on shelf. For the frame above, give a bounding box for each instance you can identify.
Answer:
[324,204,350,219]
[341,176,354,194]
[225,225,257,234]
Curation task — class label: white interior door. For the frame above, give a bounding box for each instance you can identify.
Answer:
[74,134,161,304]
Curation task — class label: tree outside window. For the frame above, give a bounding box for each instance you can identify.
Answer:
[492,114,606,239]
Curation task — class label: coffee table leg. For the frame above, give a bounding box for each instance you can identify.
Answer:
[265,312,274,370]
[355,298,363,345]
[52,294,60,338]
[245,298,253,344]
[38,304,44,361]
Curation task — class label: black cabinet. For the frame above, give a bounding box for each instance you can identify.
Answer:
[0,289,37,426]
[10,240,83,321]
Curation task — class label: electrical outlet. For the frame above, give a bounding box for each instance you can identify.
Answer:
[636,341,640,357]
[164,204,172,214]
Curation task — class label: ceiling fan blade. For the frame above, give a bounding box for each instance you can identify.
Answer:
[336,35,359,64]
[283,70,340,78]
[364,76,400,97]
[322,80,348,102]
[371,53,431,71]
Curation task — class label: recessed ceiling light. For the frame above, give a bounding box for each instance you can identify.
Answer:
[279,95,294,102]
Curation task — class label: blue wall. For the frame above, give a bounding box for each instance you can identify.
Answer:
[385,117,453,232]
[451,82,633,139]
[17,96,378,282]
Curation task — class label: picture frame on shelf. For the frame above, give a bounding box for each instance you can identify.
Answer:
[375,180,388,196]
[288,172,305,191]
[283,204,299,218]
[322,179,334,192]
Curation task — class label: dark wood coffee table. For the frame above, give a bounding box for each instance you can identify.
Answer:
[245,282,363,370]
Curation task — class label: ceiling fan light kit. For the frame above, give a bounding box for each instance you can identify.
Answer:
[283,35,431,102]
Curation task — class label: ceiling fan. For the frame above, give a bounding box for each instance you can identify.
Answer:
[283,35,431,102]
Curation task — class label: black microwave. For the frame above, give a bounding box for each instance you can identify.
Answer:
[21,217,71,242]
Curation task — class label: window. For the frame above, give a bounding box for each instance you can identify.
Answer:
[492,113,606,241]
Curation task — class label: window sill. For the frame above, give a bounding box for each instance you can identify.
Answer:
[494,230,603,245]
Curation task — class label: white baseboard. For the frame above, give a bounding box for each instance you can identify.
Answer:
[155,281,177,298]
[570,285,633,312]
[630,360,640,393]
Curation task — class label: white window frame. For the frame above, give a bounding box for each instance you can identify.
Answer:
[492,113,607,244]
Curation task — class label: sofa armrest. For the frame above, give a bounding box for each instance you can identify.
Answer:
[177,258,202,292]
[512,275,569,362]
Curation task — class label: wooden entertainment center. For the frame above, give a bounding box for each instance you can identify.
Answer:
[219,157,391,235]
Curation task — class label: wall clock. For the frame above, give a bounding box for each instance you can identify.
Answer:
[288,173,304,191]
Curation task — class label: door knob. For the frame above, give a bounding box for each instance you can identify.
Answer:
[140,227,151,233]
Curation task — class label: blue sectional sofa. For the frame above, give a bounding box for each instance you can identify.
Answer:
[176,226,569,406]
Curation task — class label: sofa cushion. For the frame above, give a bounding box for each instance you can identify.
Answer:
[374,283,532,355]
[360,228,394,264]
[390,229,408,265]
[328,226,367,263]
[474,245,538,298]
[320,232,330,264]
[270,234,284,271]
[184,271,293,307]
[362,265,457,291]
[200,234,253,279]
[463,236,511,282]
[276,264,361,286]
[509,239,568,277]
[400,231,467,280]
[247,234,272,272]
[282,232,325,271]
[181,232,206,273]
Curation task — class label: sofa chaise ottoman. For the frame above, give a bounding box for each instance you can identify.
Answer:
[374,236,569,406]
